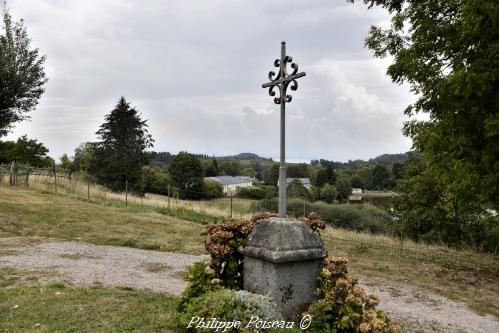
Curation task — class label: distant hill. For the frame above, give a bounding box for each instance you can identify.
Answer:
[217,153,272,161]
[311,151,418,171]
[147,151,273,168]
[149,151,416,169]
[369,151,418,166]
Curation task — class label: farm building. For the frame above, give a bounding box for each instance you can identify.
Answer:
[277,177,311,190]
[204,176,254,195]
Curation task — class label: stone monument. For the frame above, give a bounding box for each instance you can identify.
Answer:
[240,218,326,320]
[241,42,326,321]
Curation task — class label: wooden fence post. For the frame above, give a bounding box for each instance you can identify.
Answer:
[9,161,15,186]
[125,179,128,207]
[53,166,57,193]
[167,185,171,210]
[25,167,30,188]
[87,176,90,200]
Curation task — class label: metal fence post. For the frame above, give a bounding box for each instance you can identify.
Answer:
[230,193,233,218]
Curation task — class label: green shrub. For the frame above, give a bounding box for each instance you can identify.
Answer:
[178,261,220,311]
[285,200,392,234]
[202,180,223,199]
[239,186,276,199]
[176,289,283,332]
[319,203,391,234]
[288,178,310,200]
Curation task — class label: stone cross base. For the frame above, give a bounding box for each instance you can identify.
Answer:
[240,218,327,321]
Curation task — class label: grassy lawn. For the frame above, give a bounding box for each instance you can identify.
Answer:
[0,186,206,254]
[0,269,177,333]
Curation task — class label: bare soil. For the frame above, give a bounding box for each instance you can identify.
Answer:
[1,237,497,332]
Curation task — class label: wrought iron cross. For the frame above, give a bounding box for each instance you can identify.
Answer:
[262,41,306,218]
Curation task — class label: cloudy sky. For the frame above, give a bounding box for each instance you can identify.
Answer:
[5,0,415,162]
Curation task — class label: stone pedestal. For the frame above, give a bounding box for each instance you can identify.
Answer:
[240,218,326,321]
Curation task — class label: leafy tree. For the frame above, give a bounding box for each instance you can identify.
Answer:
[59,153,72,170]
[314,168,328,188]
[168,152,203,199]
[356,166,374,190]
[241,167,256,178]
[0,135,53,166]
[0,5,47,136]
[220,160,241,176]
[309,185,321,202]
[372,165,393,190]
[72,142,94,172]
[287,163,309,178]
[351,174,364,188]
[204,158,219,177]
[202,180,223,199]
[287,178,310,200]
[250,160,263,173]
[336,173,352,202]
[321,183,337,204]
[89,97,153,191]
[392,162,404,180]
[142,165,170,195]
[263,163,280,186]
[362,0,499,207]
[325,165,337,184]
[393,155,499,251]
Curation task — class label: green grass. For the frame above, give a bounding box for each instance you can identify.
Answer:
[0,283,178,332]
[0,186,206,254]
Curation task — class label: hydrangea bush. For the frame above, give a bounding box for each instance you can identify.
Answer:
[306,256,401,333]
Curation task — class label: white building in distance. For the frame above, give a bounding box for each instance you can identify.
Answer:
[204,176,254,196]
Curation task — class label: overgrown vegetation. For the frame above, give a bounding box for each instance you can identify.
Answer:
[257,198,392,234]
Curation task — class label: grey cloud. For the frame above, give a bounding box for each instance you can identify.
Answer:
[5,0,412,161]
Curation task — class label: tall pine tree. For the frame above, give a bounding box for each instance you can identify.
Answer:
[90,97,153,191]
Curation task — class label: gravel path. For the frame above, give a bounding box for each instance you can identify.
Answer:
[362,279,499,333]
[0,237,208,295]
[1,237,498,332]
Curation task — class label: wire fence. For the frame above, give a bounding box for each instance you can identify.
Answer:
[1,162,498,274]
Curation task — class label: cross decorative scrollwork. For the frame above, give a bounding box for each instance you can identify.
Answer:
[262,43,306,105]
[262,41,306,217]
